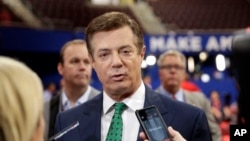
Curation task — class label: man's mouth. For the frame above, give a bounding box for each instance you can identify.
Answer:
[111,74,125,81]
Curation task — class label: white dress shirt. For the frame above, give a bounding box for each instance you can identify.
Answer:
[101,82,145,141]
[61,85,91,111]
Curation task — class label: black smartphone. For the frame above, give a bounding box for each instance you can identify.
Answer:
[135,106,170,141]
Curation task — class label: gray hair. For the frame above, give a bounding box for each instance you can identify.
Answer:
[157,50,186,68]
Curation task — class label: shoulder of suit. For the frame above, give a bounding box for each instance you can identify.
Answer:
[155,90,205,114]
[184,90,209,101]
[184,90,206,96]
[184,90,210,107]
[61,93,102,116]
[44,92,61,109]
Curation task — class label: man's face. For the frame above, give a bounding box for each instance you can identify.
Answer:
[58,44,92,87]
[90,26,145,96]
[158,55,185,90]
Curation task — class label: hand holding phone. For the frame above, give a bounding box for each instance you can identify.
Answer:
[139,127,187,141]
[136,106,170,141]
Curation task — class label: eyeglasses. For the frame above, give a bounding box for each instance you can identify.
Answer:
[159,65,184,70]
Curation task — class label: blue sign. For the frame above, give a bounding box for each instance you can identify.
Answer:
[144,33,233,55]
[0,26,233,55]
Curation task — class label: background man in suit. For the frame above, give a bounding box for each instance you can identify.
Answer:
[156,50,221,141]
[44,39,100,138]
[55,12,211,141]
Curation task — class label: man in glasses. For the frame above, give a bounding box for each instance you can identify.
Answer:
[156,49,221,141]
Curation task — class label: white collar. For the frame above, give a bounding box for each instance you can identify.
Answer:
[103,81,145,114]
[158,86,185,102]
[62,85,91,108]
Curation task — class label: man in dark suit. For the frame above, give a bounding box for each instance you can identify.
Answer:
[55,12,211,141]
[44,39,100,139]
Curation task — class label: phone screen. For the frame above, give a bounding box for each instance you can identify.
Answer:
[136,106,170,141]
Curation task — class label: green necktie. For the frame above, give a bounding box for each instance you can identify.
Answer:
[106,102,126,141]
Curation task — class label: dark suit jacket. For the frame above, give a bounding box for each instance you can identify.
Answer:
[44,87,100,138]
[55,86,211,141]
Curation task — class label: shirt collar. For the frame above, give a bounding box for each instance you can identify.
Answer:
[62,85,91,108]
[103,81,145,114]
[158,85,185,102]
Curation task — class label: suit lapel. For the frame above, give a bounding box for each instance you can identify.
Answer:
[78,93,103,141]
[137,85,176,141]
[145,86,175,124]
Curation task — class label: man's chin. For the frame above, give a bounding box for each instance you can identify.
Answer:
[166,83,178,88]
[75,81,88,87]
[108,83,129,92]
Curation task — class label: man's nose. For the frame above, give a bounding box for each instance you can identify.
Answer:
[79,61,87,70]
[111,52,123,68]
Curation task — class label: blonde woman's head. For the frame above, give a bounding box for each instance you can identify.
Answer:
[0,56,44,141]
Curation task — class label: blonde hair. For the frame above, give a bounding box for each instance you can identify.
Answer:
[0,56,43,141]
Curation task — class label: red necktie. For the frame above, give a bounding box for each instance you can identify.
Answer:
[172,95,176,100]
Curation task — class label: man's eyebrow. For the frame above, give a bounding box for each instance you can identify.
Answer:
[70,57,80,60]
[97,48,110,52]
[119,45,131,49]
[95,45,132,53]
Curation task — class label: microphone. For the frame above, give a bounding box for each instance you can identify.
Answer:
[47,121,80,141]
